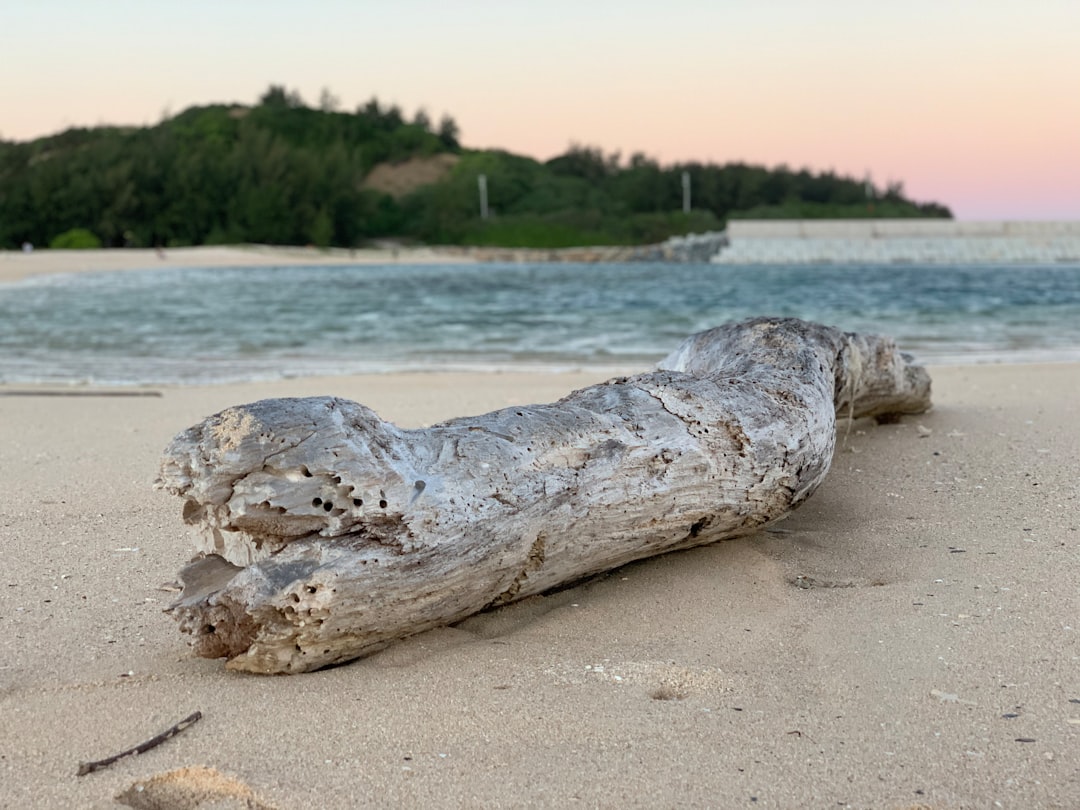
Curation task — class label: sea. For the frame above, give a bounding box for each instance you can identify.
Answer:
[2,261,1080,386]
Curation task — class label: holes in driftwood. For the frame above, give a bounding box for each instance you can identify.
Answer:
[289,593,299,603]
[313,496,339,513]
[300,466,313,478]
[414,480,426,494]
[306,585,318,594]
[379,499,388,509]
[353,498,363,507]
[202,624,216,635]
[181,499,203,524]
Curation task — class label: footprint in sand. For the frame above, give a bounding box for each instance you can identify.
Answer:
[545,659,733,701]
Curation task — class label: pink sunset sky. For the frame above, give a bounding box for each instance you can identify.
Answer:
[3,0,1077,220]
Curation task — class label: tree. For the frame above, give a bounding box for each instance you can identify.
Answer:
[318,87,340,113]
[308,206,334,247]
[358,97,381,118]
[259,85,289,107]
[383,104,404,128]
[436,114,460,149]
[259,85,305,108]
[546,144,620,183]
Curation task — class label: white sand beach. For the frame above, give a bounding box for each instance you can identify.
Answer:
[1,250,1078,808]
[0,244,470,286]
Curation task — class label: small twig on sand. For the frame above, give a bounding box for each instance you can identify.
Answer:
[76,711,202,776]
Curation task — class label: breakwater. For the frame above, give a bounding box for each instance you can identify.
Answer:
[436,221,1080,265]
[435,231,729,264]
[713,220,1080,264]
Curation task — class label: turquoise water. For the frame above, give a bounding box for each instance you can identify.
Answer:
[2,262,1080,385]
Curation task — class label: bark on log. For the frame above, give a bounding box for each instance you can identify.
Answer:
[156,318,931,674]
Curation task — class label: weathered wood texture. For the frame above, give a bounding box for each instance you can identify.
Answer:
[157,318,930,673]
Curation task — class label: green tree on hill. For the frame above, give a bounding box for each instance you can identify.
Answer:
[0,87,950,251]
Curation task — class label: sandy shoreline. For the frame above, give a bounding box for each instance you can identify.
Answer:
[2,250,1079,807]
[0,245,472,285]
[2,365,1078,807]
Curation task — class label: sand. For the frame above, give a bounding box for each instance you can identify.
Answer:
[2,251,1079,808]
[0,244,469,285]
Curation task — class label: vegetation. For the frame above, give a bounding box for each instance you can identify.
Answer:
[48,227,102,249]
[0,86,951,250]
[730,196,943,221]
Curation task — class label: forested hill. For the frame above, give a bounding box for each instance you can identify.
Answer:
[0,86,951,250]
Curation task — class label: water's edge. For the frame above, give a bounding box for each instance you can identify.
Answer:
[3,262,1079,385]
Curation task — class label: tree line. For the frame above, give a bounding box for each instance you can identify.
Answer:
[0,86,950,250]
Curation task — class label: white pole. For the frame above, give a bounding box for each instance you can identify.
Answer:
[478,174,489,220]
[682,171,691,213]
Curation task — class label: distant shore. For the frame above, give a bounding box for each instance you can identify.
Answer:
[7,218,1080,282]
[0,244,474,285]
[0,237,725,283]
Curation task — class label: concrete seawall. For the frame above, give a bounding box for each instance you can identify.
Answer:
[429,221,1080,264]
[714,220,1080,264]
[436,231,728,264]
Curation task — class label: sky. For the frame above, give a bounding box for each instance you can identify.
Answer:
[3,0,1078,220]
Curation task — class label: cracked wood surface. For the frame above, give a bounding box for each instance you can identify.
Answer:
[156,318,931,674]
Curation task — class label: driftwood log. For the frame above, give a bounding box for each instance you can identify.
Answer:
[157,318,931,673]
